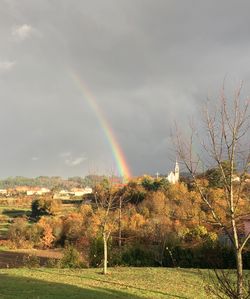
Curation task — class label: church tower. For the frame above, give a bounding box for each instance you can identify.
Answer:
[167,160,180,184]
[174,160,179,182]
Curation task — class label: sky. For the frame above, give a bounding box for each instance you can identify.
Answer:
[0,0,250,178]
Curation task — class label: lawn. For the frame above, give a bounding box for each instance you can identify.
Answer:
[0,197,80,238]
[0,267,214,299]
[0,206,31,239]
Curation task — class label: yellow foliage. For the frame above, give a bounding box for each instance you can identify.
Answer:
[129,213,146,230]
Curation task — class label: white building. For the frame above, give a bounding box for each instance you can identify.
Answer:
[70,187,93,196]
[57,187,93,197]
[0,189,7,195]
[27,187,51,196]
[167,161,179,184]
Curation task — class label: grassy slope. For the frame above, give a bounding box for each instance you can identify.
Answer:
[0,198,79,238]
[0,267,213,299]
[0,204,30,238]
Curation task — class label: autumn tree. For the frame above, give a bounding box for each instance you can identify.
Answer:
[37,217,55,248]
[117,181,148,247]
[31,196,62,218]
[174,84,250,298]
[141,176,169,192]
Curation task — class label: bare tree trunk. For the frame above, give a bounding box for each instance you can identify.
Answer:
[118,197,122,248]
[103,232,108,275]
[232,215,243,298]
[236,249,243,299]
[230,182,243,298]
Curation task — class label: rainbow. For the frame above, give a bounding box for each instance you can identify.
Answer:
[70,71,132,179]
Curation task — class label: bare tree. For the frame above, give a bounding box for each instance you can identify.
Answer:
[93,176,120,275]
[174,84,250,299]
[118,195,122,248]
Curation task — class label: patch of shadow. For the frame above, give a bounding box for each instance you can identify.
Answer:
[2,209,30,218]
[0,251,52,268]
[0,273,143,299]
[61,199,83,205]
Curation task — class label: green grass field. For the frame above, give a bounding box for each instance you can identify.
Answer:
[0,205,31,239]
[0,198,80,239]
[0,267,214,299]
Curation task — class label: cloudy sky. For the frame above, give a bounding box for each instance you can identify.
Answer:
[0,0,250,178]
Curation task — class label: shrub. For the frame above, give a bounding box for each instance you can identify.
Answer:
[8,218,31,248]
[121,246,156,266]
[46,258,60,268]
[183,226,217,245]
[89,237,104,267]
[31,197,61,218]
[62,212,83,243]
[60,244,82,268]
[89,237,127,268]
[79,204,93,217]
[36,217,56,248]
[75,236,90,267]
[26,224,42,246]
[162,244,239,269]
[108,248,123,266]
[23,255,40,268]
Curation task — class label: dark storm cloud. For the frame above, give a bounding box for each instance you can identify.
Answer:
[1,0,250,177]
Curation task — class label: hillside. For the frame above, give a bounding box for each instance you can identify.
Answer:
[0,175,109,190]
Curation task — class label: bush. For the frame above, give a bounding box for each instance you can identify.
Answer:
[162,244,238,269]
[31,197,61,218]
[46,258,60,268]
[121,246,156,267]
[60,244,83,268]
[8,218,32,248]
[36,217,63,248]
[37,218,55,248]
[108,248,123,266]
[89,237,104,267]
[23,255,40,268]
[62,212,83,243]
[26,224,42,246]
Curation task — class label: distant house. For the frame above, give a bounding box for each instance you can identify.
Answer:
[59,190,68,195]
[83,187,93,195]
[55,187,93,198]
[70,187,93,197]
[26,190,36,196]
[26,187,51,196]
[15,186,30,193]
[36,187,50,195]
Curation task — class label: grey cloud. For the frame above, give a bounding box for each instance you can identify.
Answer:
[11,24,34,41]
[0,0,250,178]
[31,157,39,161]
[0,60,16,72]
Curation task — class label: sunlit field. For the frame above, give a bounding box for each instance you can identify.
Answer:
[0,267,212,299]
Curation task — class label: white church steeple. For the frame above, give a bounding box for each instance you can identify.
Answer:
[167,160,179,184]
[174,160,179,181]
